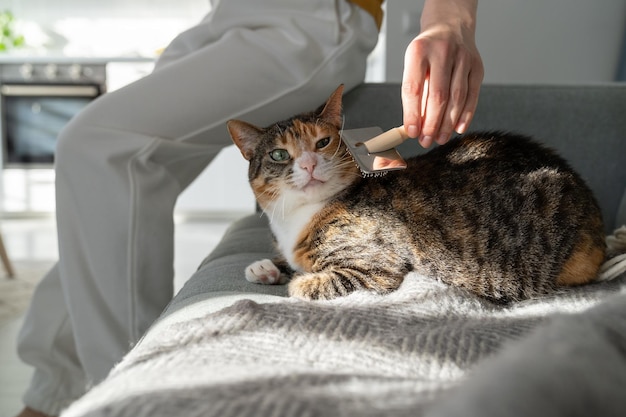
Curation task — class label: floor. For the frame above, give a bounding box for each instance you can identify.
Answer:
[0,216,235,417]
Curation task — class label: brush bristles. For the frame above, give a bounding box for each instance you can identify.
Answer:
[362,171,388,178]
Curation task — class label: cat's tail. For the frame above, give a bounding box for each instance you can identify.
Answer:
[597,225,626,281]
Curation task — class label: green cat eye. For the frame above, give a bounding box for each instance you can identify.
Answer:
[269,149,291,162]
[316,137,331,149]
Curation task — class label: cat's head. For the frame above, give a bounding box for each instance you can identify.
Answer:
[228,84,360,212]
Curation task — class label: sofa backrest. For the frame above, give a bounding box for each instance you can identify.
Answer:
[342,83,626,233]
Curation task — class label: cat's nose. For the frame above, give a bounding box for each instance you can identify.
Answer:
[301,163,316,175]
[299,153,317,174]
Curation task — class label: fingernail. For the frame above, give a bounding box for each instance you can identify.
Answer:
[456,112,472,133]
[407,125,419,138]
[437,134,450,144]
[420,136,433,148]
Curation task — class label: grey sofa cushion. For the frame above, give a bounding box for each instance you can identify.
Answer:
[164,214,281,315]
[618,189,626,227]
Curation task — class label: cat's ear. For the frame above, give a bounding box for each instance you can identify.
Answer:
[318,84,344,129]
[227,120,263,161]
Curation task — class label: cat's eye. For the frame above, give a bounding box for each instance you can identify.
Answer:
[316,137,331,149]
[269,149,291,162]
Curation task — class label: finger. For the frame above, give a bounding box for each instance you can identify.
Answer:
[455,60,484,134]
[436,54,469,144]
[420,48,453,146]
[401,39,428,139]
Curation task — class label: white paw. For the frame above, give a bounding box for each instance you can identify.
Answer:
[245,259,283,284]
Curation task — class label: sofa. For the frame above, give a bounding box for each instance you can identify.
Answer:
[62,83,626,417]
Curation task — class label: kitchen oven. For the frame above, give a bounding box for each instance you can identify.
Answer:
[0,62,106,167]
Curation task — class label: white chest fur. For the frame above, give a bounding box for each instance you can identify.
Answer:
[267,201,324,271]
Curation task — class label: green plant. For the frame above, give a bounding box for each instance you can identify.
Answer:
[0,10,25,51]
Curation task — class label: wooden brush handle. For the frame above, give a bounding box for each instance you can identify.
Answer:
[363,126,409,153]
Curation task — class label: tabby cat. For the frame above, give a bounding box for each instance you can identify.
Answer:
[227,85,606,303]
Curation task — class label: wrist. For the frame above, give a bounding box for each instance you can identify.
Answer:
[420,0,478,36]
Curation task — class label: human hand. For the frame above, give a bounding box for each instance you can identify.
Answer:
[401,0,484,148]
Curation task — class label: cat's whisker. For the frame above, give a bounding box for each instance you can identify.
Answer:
[275,123,284,136]
[269,195,281,224]
[253,184,282,220]
[254,185,278,202]
[264,185,286,223]
[269,196,285,223]
[334,159,359,171]
[330,136,343,161]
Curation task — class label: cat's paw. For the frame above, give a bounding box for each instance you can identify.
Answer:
[288,272,350,300]
[289,270,402,300]
[245,259,284,285]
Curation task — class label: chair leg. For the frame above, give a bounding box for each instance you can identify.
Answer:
[0,232,15,278]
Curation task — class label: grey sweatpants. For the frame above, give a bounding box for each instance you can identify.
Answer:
[16,0,378,413]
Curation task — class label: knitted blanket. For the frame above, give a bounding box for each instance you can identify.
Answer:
[62,271,626,417]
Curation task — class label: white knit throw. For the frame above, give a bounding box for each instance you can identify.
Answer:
[62,267,625,417]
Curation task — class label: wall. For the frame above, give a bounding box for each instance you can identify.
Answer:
[385,0,626,83]
[6,0,207,18]
[6,0,209,56]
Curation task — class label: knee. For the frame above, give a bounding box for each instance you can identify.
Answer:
[55,114,92,167]
[55,107,116,172]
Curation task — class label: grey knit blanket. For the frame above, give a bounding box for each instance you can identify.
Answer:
[62,271,626,417]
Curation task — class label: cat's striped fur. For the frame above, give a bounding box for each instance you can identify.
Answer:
[228,85,606,302]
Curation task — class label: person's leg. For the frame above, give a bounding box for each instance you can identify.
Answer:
[17,265,86,415]
[16,1,378,415]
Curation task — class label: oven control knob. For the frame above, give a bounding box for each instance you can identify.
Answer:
[68,64,83,80]
[82,66,94,77]
[20,63,34,80]
[44,64,58,80]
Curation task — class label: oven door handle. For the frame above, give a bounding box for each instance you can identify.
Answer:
[0,84,100,97]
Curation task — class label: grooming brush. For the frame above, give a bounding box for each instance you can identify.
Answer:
[341,126,409,176]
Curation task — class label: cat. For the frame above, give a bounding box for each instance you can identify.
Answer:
[227,84,606,303]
